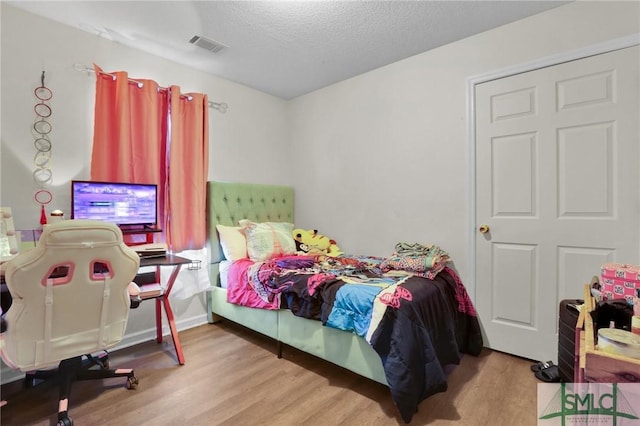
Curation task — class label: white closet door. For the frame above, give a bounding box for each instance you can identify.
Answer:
[475,46,639,362]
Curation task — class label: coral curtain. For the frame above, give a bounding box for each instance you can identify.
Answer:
[91,65,166,189]
[165,87,209,251]
[90,65,208,253]
[90,65,167,245]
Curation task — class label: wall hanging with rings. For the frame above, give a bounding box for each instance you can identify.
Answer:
[34,189,53,226]
[33,71,54,225]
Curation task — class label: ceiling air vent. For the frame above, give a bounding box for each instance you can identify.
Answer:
[189,35,226,53]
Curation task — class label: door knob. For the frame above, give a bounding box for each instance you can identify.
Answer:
[479,224,490,234]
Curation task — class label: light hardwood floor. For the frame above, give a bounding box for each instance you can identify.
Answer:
[1,321,541,425]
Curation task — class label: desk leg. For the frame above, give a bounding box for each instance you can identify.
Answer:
[154,266,163,343]
[162,295,185,365]
[155,298,163,343]
[162,264,185,365]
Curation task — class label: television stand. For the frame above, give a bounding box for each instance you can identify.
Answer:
[120,226,162,246]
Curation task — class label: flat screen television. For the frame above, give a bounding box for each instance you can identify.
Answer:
[71,180,158,227]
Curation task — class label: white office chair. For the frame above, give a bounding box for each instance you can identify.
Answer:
[1,220,141,426]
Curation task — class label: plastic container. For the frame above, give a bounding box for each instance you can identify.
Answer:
[597,328,640,359]
[632,316,640,336]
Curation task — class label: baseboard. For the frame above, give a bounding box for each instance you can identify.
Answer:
[114,313,209,349]
[0,313,209,385]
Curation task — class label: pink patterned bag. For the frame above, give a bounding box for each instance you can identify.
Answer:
[601,263,640,303]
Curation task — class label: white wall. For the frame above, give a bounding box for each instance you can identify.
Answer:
[0,4,289,382]
[288,0,640,299]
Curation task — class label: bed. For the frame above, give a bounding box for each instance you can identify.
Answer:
[205,181,482,423]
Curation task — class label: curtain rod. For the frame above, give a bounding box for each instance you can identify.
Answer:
[73,63,228,113]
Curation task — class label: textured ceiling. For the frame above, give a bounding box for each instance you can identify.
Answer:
[7,1,571,99]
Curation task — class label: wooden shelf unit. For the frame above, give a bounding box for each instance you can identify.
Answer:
[575,284,640,382]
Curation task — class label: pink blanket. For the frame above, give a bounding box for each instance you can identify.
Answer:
[226,259,280,309]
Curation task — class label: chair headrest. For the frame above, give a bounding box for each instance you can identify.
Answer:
[40,220,124,248]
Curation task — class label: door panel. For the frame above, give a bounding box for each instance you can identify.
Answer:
[475,46,639,362]
[492,132,536,216]
[558,122,612,215]
[492,243,536,327]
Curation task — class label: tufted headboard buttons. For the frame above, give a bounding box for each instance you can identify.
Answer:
[206,181,294,263]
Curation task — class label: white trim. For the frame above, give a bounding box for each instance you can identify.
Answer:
[466,33,640,301]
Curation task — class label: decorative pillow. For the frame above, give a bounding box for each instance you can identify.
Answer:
[239,219,296,262]
[216,224,247,260]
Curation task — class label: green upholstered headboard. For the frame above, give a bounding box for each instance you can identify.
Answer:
[206,181,294,265]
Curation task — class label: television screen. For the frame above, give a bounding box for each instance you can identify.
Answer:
[71,180,158,227]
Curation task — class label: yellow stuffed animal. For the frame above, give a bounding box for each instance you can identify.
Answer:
[292,228,343,257]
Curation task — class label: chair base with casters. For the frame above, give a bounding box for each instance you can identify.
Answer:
[24,351,138,426]
[20,287,143,426]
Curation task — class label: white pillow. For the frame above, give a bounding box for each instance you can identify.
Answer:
[216,224,247,260]
[239,219,296,262]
